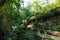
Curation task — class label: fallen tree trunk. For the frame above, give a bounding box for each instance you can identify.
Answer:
[22,7,60,27]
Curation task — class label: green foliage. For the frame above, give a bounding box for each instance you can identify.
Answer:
[52,24,60,31]
[0,0,60,40]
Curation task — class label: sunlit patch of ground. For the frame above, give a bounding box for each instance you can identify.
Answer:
[49,35,60,40]
[37,31,60,40]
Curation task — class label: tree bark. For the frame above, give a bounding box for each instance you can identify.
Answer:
[0,15,4,40]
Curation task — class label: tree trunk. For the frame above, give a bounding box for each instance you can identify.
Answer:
[0,15,4,40]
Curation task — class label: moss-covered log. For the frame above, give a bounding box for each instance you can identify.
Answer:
[22,7,60,26]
